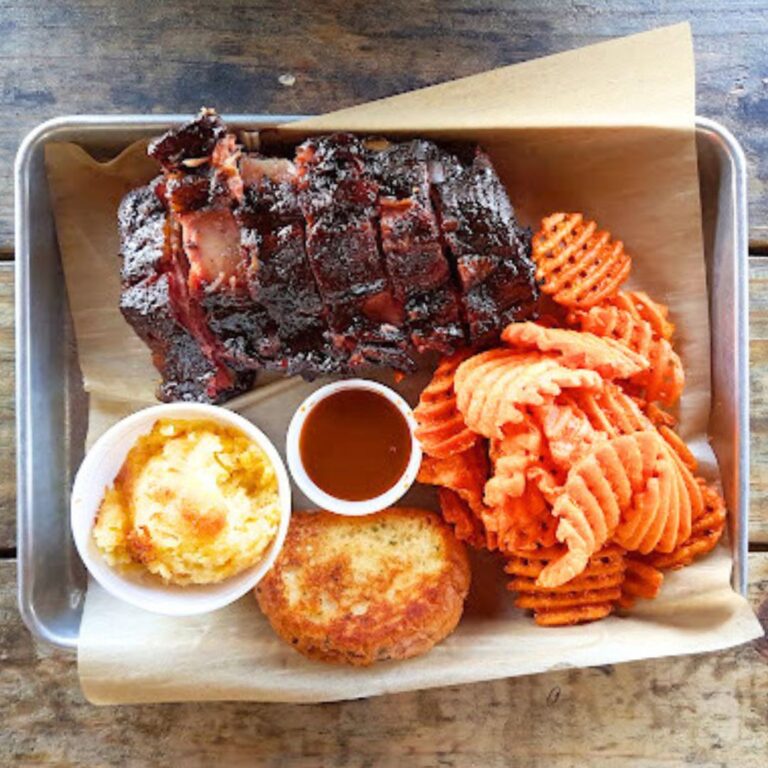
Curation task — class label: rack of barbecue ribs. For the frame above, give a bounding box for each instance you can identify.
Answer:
[118,110,539,403]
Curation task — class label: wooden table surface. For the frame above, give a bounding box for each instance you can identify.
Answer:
[2,2,767,765]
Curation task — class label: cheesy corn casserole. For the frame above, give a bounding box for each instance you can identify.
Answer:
[93,418,281,585]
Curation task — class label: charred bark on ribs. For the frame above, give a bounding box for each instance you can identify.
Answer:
[118,180,254,402]
[118,110,538,403]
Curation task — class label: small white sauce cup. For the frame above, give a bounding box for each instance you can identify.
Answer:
[286,379,422,516]
[70,402,292,616]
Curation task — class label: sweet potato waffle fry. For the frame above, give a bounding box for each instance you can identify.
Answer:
[502,321,648,379]
[539,431,666,588]
[453,349,603,438]
[413,210,728,627]
[414,350,478,458]
[569,384,652,437]
[484,414,543,504]
[484,483,558,553]
[437,488,487,549]
[531,397,603,468]
[532,213,632,309]
[618,557,664,609]
[417,442,489,516]
[505,545,626,626]
[569,304,684,406]
[605,291,675,341]
[608,433,699,555]
[645,481,726,570]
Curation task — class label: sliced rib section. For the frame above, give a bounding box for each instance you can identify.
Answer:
[295,133,414,371]
[118,180,253,403]
[431,147,538,345]
[156,117,283,374]
[239,155,342,376]
[367,138,465,354]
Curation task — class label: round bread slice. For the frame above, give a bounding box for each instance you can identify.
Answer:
[256,507,471,665]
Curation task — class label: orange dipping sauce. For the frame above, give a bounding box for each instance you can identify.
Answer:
[299,388,412,501]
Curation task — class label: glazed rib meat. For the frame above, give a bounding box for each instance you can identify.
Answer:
[157,121,278,372]
[239,154,342,376]
[295,134,412,370]
[431,146,538,345]
[118,111,538,403]
[118,180,253,403]
[367,138,464,354]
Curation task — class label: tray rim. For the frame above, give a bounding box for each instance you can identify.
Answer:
[696,116,750,597]
[15,114,749,651]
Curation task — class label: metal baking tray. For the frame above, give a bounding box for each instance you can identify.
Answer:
[15,116,749,651]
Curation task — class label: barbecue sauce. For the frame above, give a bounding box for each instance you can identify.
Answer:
[299,389,412,501]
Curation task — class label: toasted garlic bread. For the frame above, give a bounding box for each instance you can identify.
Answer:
[256,508,470,665]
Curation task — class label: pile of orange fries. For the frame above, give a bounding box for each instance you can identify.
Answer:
[415,212,726,627]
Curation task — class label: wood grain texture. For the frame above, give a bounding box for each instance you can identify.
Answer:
[749,257,768,542]
[0,264,13,549]
[1,556,765,767]
[1,0,767,252]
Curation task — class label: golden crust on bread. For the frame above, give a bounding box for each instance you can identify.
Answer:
[255,508,470,665]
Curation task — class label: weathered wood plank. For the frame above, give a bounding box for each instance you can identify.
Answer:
[0,0,767,251]
[749,257,768,543]
[0,263,12,549]
[1,555,765,766]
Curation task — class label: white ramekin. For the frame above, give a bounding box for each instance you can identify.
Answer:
[70,402,292,616]
[286,379,422,516]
